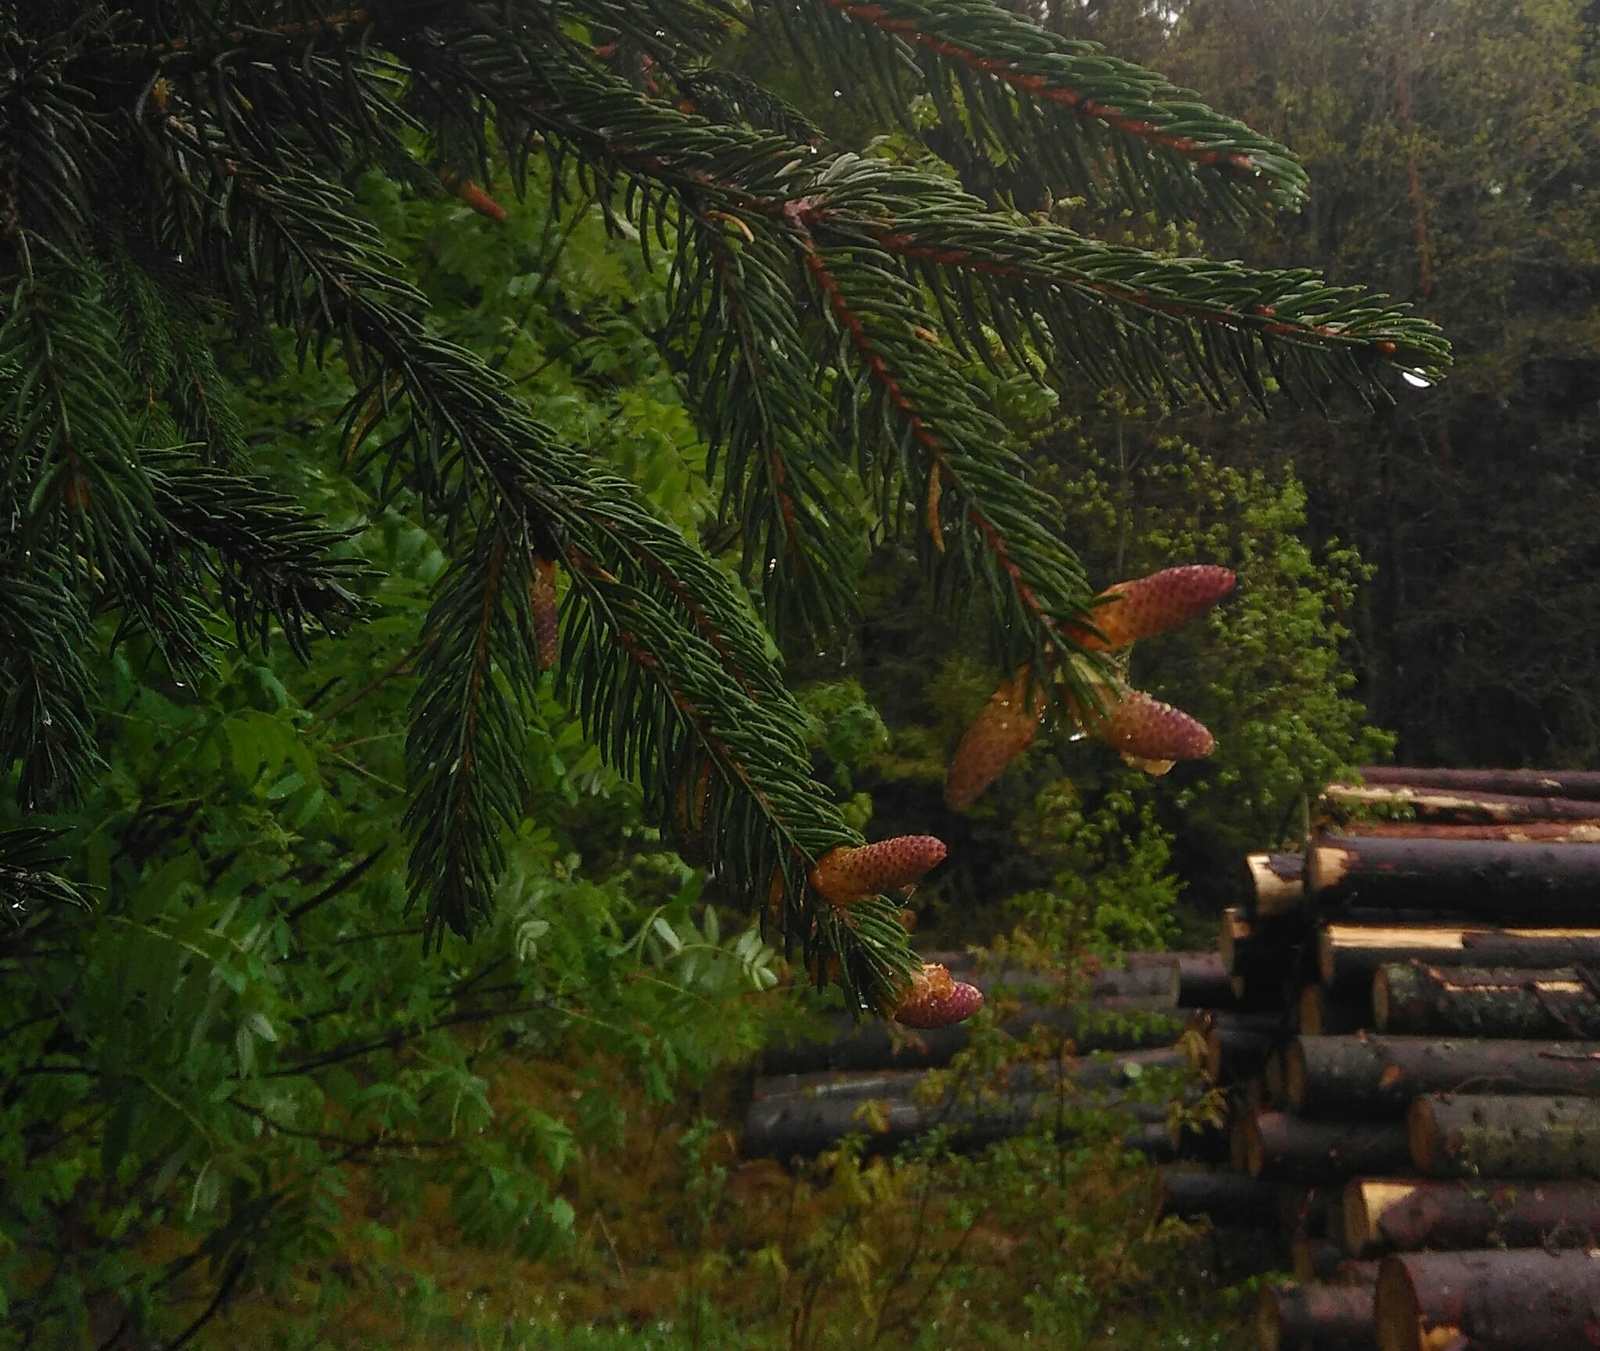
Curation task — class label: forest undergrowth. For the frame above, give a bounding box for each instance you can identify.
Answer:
[196,1005,1248,1351]
[191,966,1256,1351]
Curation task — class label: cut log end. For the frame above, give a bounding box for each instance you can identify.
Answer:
[1248,851,1306,917]
[1258,1282,1377,1351]
[1284,1039,1307,1112]
[1372,966,1394,1031]
[1405,1097,1440,1173]
[1375,1257,1421,1351]
[1343,1180,1418,1257]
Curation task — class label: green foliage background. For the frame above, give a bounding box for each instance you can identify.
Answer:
[17,0,1585,1343]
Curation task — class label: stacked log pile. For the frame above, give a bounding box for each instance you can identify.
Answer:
[743,950,1227,1160]
[1158,766,1600,1350]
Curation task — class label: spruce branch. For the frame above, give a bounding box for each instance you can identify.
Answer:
[667,209,857,638]
[766,0,1308,218]
[795,225,1097,689]
[0,571,100,809]
[146,454,370,660]
[167,129,917,999]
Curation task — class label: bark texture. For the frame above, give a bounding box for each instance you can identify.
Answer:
[1375,963,1600,1038]
[1376,1249,1600,1351]
[1359,766,1600,799]
[1257,1282,1375,1351]
[1245,1110,1412,1183]
[1408,1093,1600,1179]
[1309,835,1600,921]
[1319,924,1600,995]
[1344,1178,1600,1257]
[1286,1034,1600,1116]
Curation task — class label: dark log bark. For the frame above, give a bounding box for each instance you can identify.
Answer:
[756,1046,1193,1104]
[1166,1113,1232,1164]
[1244,1110,1411,1183]
[1359,766,1600,800]
[1192,1009,1286,1085]
[1319,923,1600,996]
[1207,1024,1279,1084]
[926,951,1218,1002]
[1250,851,1306,918]
[1308,835,1600,922]
[1297,984,1369,1036]
[1295,1237,1346,1282]
[760,996,1183,1074]
[1409,1093,1600,1179]
[1280,1185,1337,1240]
[1158,1168,1281,1224]
[1256,1282,1376,1351]
[1265,1047,1287,1104]
[1375,964,1600,1038]
[745,1049,1193,1157]
[1167,950,1234,1008]
[1223,909,1311,1013]
[1337,1260,1381,1287]
[742,1082,1173,1160]
[1286,1034,1600,1117]
[1209,1225,1286,1280]
[1376,1249,1600,1351]
[1344,1178,1600,1257]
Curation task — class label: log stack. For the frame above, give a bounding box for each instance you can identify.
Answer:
[1164,766,1600,1350]
[745,950,1228,1158]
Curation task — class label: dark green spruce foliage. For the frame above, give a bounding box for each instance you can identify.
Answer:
[0,0,1444,1003]
[0,1,1449,1342]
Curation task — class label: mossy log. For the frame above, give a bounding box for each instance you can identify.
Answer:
[760,995,1183,1074]
[1344,1178,1600,1257]
[1375,963,1600,1038]
[1286,1034,1600,1117]
[1256,1282,1375,1351]
[1243,1110,1411,1183]
[1309,835,1600,921]
[1376,1249,1600,1351]
[1409,1093,1600,1178]
[1319,924,1600,996]
[746,1048,1194,1157]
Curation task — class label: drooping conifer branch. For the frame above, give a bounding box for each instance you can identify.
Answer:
[768,0,1309,217]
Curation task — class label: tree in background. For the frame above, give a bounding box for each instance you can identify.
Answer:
[1065,0,1600,765]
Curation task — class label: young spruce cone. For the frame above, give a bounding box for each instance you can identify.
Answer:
[1068,564,1235,651]
[944,666,1048,811]
[891,963,985,1028]
[1073,685,1214,763]
[809,835,947,907]
[531,556,560,671]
